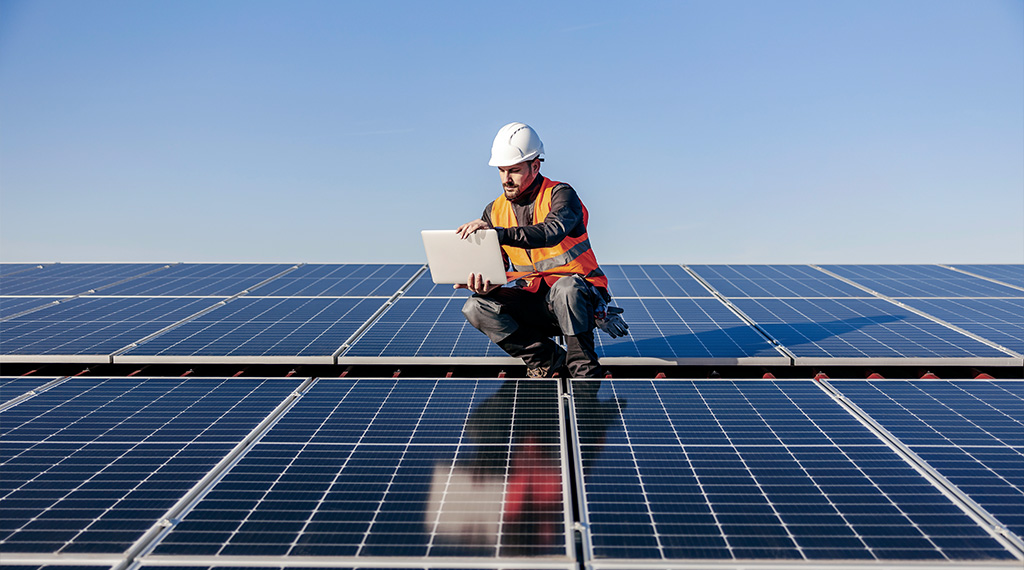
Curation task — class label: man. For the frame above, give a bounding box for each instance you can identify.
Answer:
[456,122,627,379]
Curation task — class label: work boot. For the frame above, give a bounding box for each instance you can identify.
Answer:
[525,348,567,379]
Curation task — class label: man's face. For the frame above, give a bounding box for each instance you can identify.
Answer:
[498,160,540,200]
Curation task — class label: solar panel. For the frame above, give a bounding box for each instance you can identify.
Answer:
[342,297,512,360]
[1,297,59,319]
[688,264,868,298]
[899,298,1024,355]
[247,263,421,297]
[401,268,473,297]
[120,297,385,362]
[0,263,47,277]
[96,263,296,296]
[0,264,170,296]
[150,378,574,566]
[820,265,1023,297]
[730,298,1015,364]
[571,379,1017,564]
[595,298,785,363]
[0,297,220,360]
[831,379,1024,539]
[602,265,710,298]
[0,377,60,406]
[949,264,1024,290]
[0,377,303,556]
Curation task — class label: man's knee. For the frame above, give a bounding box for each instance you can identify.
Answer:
[462,295,498,330]
[548,275,592,312]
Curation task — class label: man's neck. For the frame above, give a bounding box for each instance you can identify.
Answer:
[509,173,544,204]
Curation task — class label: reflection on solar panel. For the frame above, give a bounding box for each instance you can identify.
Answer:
[950,265,1024,289]
[0,263,169,296]
[0,377,301,555]
[343,297,509,359]
[832,379,1024,538]
[152,378,572,563]
[572,379,1016,563]
[689,264,867,297]
[249,264,421,297]
[121,298,385,360]
[603,265,710,297]
[0,297,218,358]
[97,263,295,296]
[820,265,1023,297]
[596,298,783,362]
[731,298,1013,362]
[900,298,1024,354]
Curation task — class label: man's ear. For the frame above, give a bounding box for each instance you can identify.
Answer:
[531,159,542,176]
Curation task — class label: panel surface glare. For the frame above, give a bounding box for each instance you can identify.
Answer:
[0,377,302,555]
[123,297,384,358]
[0,264,169,296]
[96,263,294,296]
[572,379,1015,562]
[0,297,220,356]
[152,378,571,562]
[832,379,1024,538]
[820,265,1022,297]
[731,298,1011,359]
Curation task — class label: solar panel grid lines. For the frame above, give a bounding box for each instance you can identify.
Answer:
[0,377,306,557]
[246,263,424,298]
[686,264,871,298]
[825,379,1024,552]
[0,376,66,413]
[817,265,1024,298]
[572,379,1019,564]
[898,298,1024,355]
[150,378,572,564]
[0,297,230,362]
[94,264,299,297]
[602,265,713,299]
[0,263,49,277]
[946,265,1024,290]
[1,297,63,321]
[0,264,175,297]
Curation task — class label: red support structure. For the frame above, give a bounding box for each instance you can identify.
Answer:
[497,370,507,378]
[762,372,776,379]
[232,370,246,377]
[285,369,297,378]
[866,372,884,379]
[813,372,829,381]
[180,369,193,377]
[655,372,667,379]
[19,369,39,377]
[73,368,90,377]
[392,369,401,378]
[974,373,995,380]
[920,371,939,379]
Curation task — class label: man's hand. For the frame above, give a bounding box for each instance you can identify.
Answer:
[596,306,629,338]
[456,219,492,239]
[454,272,501,295]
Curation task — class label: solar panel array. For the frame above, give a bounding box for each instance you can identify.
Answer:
[2,263,1022,366]
[2,263,1023,569]
[1,376,1021,569]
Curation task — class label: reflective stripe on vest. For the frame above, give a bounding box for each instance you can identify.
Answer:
[490,177,608,292]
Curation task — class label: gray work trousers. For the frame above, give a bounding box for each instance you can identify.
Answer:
[462,275,603,378]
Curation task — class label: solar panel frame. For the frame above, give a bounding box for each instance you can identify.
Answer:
[146,378,576,568]
[569,378,1019,567]
[730,297,1019,366]
[0,263,172,296]
[687,264,870,298]
[948,265,1024,290]
[94,263,298,297]
[897,298,1024,355]
[0,377,304,559]
[245,263,423,297]
[819,265,1024,298]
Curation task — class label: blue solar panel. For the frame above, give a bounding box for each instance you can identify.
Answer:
[0,264,170,296]
[121,298,384,359]
[950,265,1024,289]
[1,297,59,319]
[0,297,219,357]
[731,298,1013,361]
[602,265,710,297]
[0,263,47,277]
[832,379,1024,538]
[401,269,473,297]
[0,377,60,405]
[572,379,1016,562]
[596,298,783,361]
[900,298,1024,354]
[343,297,508,358]
[688,265,868,297]
[96,263,295,296]
[152,378,571,561]
[248,264,421,297]
[820,265,1022,297]
[0,377,302,555]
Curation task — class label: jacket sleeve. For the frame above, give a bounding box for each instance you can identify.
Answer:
[495,184,584,249]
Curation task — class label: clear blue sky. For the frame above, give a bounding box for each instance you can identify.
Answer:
[1,0,1021,264]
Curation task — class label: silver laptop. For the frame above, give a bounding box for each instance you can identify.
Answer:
[421,229,508,285]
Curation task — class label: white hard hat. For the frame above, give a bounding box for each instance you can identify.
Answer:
[488,122,544,167]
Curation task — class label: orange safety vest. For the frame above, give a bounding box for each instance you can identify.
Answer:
[490,177,609,292]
